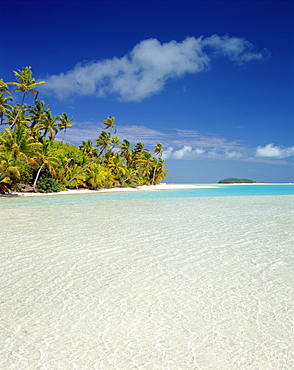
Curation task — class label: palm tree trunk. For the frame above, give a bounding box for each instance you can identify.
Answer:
[61,128,66,143]
[121,165,148,185]
[33,164,43,192]
[64,157,100,186]
[152,159,159,185]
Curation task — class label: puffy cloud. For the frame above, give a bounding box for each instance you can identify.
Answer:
[42,35,267,102]
[256,144,294,158]
[173,146,205,159]
[162,147,174,160]
[160,146,205,160]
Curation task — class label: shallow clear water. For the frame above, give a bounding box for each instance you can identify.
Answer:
[1,186,294,369]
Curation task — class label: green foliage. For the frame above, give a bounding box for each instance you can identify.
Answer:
[218,178,256,183]
[36,170,61,193]
[48,141,84,165]
[18,164,35,184]
[0,67,168,192]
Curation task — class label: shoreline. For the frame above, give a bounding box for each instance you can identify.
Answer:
[0,183,218,197]
[1,182,292,198]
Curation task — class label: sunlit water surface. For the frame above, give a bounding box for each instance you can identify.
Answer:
[1,186,294,369]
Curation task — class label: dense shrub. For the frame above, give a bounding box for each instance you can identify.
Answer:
[36,171,61,193]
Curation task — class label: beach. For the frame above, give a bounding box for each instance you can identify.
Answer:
[0,183,217,197]
[1,186,293,369]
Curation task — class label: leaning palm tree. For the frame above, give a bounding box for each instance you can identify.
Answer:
[64,132,118,186]
[59,112,73,143]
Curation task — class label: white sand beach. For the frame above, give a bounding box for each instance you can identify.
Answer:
[1,183,217,197]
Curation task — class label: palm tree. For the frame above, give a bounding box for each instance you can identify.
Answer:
[110,135,120,150]
[0,150,20,183]
[139,152,153,180]
[153,158,167,183]
[32,140,60,191]
[133,141,145,154]
[121,151,153,185]
[0,92,13,124]
[5,67,45,131]
[152,143,164,184]
[0,125,42,182]
[6,104,29,130]
[85,162,108,189]
[130,142,147,167]
[36,109,60,140]
[59,112,73,143]
[79,140,98,160]
[65,128,114,186]
[28,100,47,129]
[102,115,116,134]
[95,130,112,156]
[119,139,132,164]
[7,67,45,105]
[107,153,127,185]
[0,79,10,94]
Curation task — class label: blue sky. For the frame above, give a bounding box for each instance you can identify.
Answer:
[1,0,293,183]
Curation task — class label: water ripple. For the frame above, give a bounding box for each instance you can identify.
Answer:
[0,195,293,369]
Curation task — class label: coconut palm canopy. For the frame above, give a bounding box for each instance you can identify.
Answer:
[0,68,167,193]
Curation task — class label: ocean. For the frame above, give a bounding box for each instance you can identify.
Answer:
[1,184,293,369]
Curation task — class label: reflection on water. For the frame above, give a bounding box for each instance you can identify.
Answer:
[0,194,293,369]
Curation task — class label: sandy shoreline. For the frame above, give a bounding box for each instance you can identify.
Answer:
[0,183,218,197]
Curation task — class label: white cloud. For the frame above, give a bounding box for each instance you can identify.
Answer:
[161,146,243,160]
[256,144,294,159]
[42,35,267,102]
[61,121,293,165]
[224,150,244,159]
[162,147,174,160]
[64,121,251,161]
[173,145,205,159]
[202,34,269,64]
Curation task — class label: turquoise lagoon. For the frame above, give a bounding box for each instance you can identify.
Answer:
[0,184,293,369]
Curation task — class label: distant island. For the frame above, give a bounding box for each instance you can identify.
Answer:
[218,178,256,184]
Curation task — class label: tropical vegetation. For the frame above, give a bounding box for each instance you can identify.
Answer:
[0,67,167,193]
